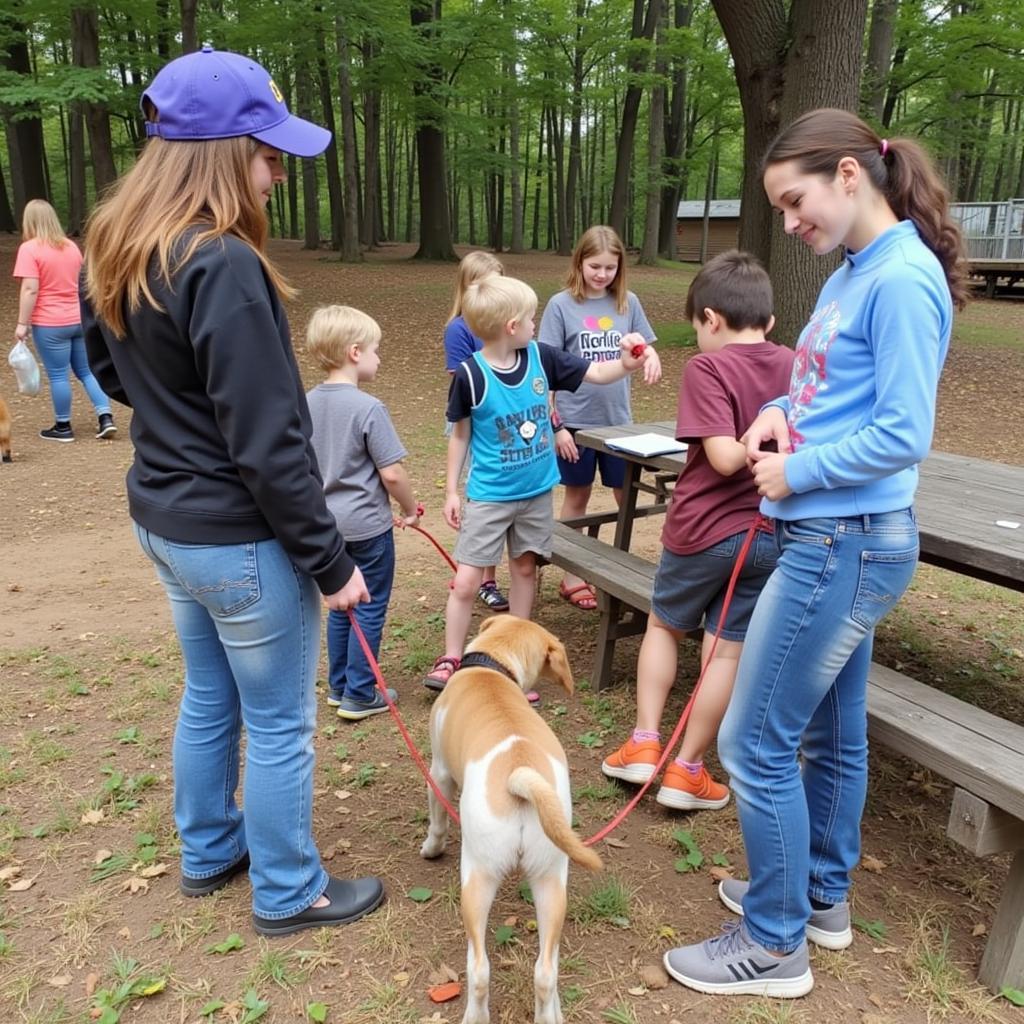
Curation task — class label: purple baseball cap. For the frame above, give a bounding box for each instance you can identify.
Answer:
[141,45,331,158]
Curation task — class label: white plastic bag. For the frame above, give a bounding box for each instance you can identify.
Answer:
[8,338,40,396]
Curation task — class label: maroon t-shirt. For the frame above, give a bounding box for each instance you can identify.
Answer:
[662,341,795,555]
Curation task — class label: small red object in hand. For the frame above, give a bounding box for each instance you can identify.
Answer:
[630,343,646,359]
[415,503,425,517]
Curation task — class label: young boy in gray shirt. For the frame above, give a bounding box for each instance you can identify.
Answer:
[306,306,419,720]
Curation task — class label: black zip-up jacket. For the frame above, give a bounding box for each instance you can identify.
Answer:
[82,233,354,595]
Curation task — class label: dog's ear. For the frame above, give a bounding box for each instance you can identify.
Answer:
[543,638,574,695]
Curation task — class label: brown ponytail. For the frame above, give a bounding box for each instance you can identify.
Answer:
[762,109,968,310]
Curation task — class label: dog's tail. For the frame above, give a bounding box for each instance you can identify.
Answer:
[508,767,602,872]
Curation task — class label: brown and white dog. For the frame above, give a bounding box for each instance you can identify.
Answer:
[420,615,602,1024]
[0,397,11,463]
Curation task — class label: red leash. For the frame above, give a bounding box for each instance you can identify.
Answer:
[349,507,768,843]
[582,514,768,846]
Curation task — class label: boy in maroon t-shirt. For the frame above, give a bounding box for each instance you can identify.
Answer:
[602,251,794,810]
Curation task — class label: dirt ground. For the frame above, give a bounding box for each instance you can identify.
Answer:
[2,236,1023,1024]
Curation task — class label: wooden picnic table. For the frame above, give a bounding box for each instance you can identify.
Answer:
[548,420,1024,992]
[574,420,1024,592]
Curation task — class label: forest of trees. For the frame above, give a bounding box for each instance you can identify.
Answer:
[2,0,1023,337]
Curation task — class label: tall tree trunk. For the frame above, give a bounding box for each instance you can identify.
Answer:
[295,63,320,250]
[314,21,343,251]
[640,0,668,265]
[72,8,118,194]
[2,18,50,215]
[880,41,906,129]
[548,103,569,254]
[68,102,87,234]
[862,0,896,122]
[0,161,16,232]
[712,0,868,345]
[608,0,660,237]
[504,9,523,254]
[410,0,455,260]
[658,0,694,258]
[180,0,198,53]
[564,0,590,244]
[361,39,382,249]
[335,20,361,261]
[531,114,544,251]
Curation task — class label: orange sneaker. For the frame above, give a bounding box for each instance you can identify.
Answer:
[656,762,730,811]
[601,736,663,784]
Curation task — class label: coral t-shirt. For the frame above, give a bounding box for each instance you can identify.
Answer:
[13,238,83,327]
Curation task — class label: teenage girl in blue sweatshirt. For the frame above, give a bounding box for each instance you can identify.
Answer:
[664,109,967,998]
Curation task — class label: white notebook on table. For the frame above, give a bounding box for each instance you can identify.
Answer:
[605,432,687,458]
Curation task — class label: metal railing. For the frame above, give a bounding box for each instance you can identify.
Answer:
[951,199,1024,260]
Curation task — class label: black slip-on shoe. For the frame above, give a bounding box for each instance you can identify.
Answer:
[252,875,385,937]
[180,852,250,897]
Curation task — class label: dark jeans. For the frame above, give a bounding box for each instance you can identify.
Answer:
[327,529,396,704]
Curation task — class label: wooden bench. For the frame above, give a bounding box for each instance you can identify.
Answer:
[547,521,1024,991]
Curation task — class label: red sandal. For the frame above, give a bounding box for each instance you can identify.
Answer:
[559,581,597,610]
[423,654,461,692]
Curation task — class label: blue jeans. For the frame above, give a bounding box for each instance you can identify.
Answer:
[133,524,329,919]
[32,324,110,421]
[327,529,395,704]
[718,510,918,952]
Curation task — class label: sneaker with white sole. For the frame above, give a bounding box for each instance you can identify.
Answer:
[655,761,730,810]
[663,920,813,998]
[718,878,853,950]
[336,688,398,721]
[601,736,663,784]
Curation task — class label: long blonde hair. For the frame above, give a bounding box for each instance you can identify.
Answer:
[22,199,68,248]
[84,135,293,338]
[448,251,504,322]
[566,225,628,314]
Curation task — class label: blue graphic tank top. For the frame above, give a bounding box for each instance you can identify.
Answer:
[467,342,560,502]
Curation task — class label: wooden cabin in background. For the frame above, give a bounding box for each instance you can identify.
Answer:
[675,199,741,262]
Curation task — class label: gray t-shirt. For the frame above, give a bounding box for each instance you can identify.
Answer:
[307,383,407,542]
[537,289,655,428]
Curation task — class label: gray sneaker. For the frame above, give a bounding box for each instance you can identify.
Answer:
[663,920,813,997]
[719,878,853,950]
[336,688,398,721]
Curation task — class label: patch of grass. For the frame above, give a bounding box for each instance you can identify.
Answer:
[246,944,305,990]
[575,780,620,803]
[570,875,632,928]
[350,763,378,788]
[602,1004,639,1024]
[953,318,1024,350]
[650,320,697,348]
[727,1003,808,1024]
[347,979,418,1024]
[902,910,1000,1019]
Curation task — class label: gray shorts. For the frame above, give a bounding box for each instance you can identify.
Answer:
[454,492,554,566]
[652,528,779,641]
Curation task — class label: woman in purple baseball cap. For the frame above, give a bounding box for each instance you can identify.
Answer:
[81,47,384,936]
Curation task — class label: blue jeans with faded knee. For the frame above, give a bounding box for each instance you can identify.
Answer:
[32,324,110,421]
[719,510,918,952]
[134,524,329,919]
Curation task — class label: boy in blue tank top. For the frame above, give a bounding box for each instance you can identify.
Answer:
[423,274,654,691]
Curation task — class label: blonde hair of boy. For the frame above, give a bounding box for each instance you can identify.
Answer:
[306,305,382,372]
[21,199,68,249]
[448,251,504,322]
[461,275,537,343]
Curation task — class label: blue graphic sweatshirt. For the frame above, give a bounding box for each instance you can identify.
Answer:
[764,219,953,521]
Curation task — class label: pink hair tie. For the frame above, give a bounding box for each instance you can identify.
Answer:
[880,139,890,158]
